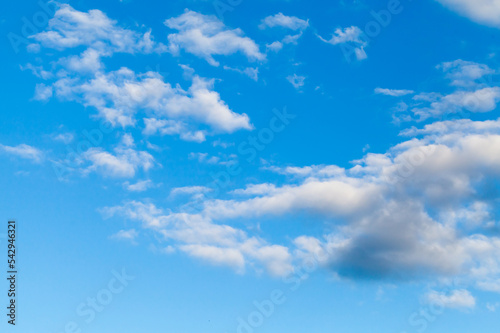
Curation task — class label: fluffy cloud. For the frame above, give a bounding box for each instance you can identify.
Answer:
[82,136,154,178]
[164,10,265,66]
[438,59,495,87]
[388,60,500,121]
[412,87,500,120]
[425,289,476,309]
[150,117,500,288]
[0,143,44,163]
[101,201,293,276]
[33,83,53,101]
[259,13,309,30]
[435,0,500,28]
[27,6,252,142]
[31,4,166,54]
[101,115,500,287]
[51,68,252,133]
[318,26,368,61]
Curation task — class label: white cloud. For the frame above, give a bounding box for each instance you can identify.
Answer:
[318,26,368,61]
[266,41,283,52]
[375,88,415,97]
[33,83,53,101]
[259,13,309,30]
[143,118,207,143]
[267,32,304,53]
[60,48,103,73]
[287,74,305,89]
[438,59,495,87]
[476,279,500,293]
[388,60,500,122]
[189,152,221,165]
[83,144,154,178]
[26,6,252,142]
[164,10,265,66]
[31,4,166,54]
[166,117,500,285]
[52,132,75,144]
[412,87,500,120]
[223,66,259,81]
[102,201,293,276]
[110,229,139,244]
[0,143,44,163]
[425,289,476,309]
[180,244,246,272]
[170,186,212,198]
[486,302,499,312]
[124,179,156,192]
[231,183,278,196]
[435,0,500,28]
[51,68,252,134]
[21,63,53,80]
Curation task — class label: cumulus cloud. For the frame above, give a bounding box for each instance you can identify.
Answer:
[388,60,500,122]
[0,143,44,163]
[82,137,154,178]
[259,13,309,31]
[26,6,252,142]
[164,10,265,66]
[425,289,476,309]
[51,68,252,134]
[411,87,500,120]
[438,59,495,87]
[33,83,53,101]
[435,0,500,28]
[101,201,293,276]
[30,4,166,54]
[150,117,500,287]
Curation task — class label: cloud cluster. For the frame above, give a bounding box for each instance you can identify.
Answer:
[165,10,265,66]
[118,116,500,295]
[385,60,500,121]
[31,4,166,54]
[318,26,368,61]
[260,13,308,53]
[259,13,309,31]
[101,201,293,276]
[27,5,253,142]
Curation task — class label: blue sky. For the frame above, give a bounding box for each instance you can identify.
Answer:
[1,0,500,331]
